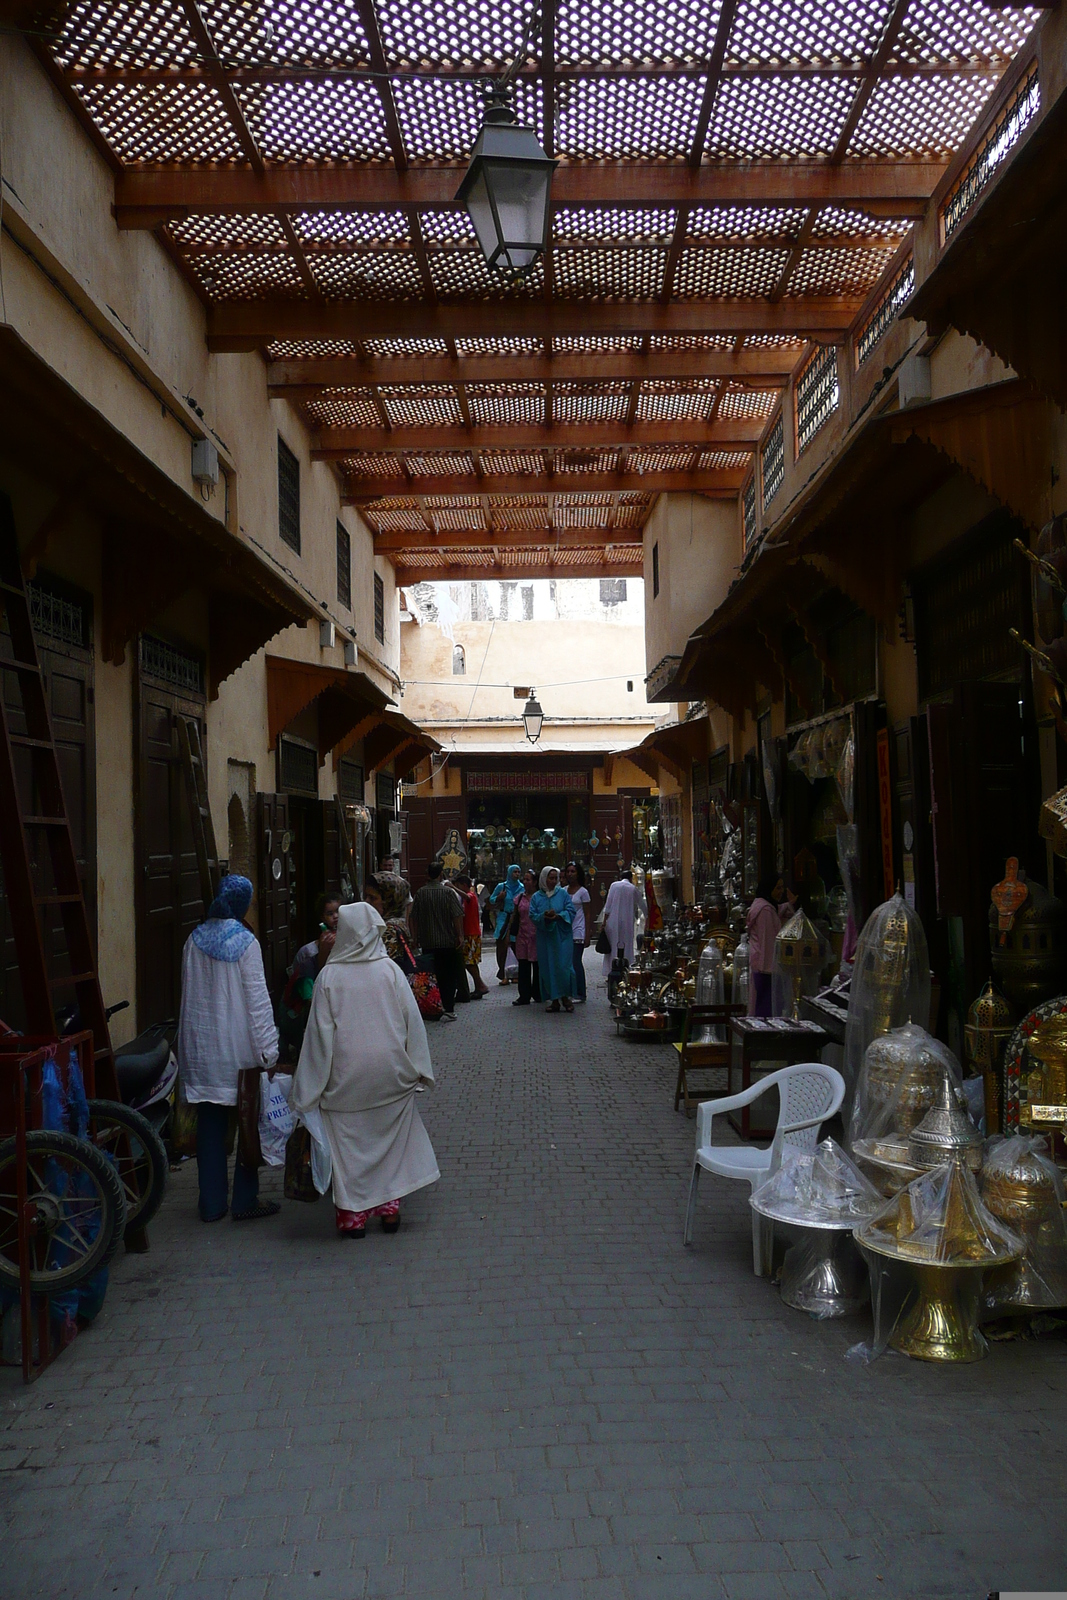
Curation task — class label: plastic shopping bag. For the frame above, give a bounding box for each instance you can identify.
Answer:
[302,1106,333,1195]
[504,945,519,976]
[259,1072,295,1166]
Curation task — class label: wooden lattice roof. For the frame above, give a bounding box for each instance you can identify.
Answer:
[27,0,1043,574]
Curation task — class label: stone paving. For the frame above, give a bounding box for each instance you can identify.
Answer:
[2,960,1067,1600]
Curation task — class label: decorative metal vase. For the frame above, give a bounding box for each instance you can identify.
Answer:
[907,1078,984,1173]
[980,1141,1067,1311]
[989,872,1067,1014]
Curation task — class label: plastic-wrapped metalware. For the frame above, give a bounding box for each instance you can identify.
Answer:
[750,1138,881,1227]
[849,1022,963,1157]
[843,893,930,1105]
[732,932,750,1010]
[771,908,827,1019]
[857,1161,1022,1267]
[694,936,726,1041]
[979,1134,1067,1313]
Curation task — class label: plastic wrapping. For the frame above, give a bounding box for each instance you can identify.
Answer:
[979,1135,1067,1313]
[771,908,828,1019]
[843,893,931,1106]
[780,1231,870,1319]
[858,1161,1022,1266]
[732,932,750,1010]
[694,937,725,1041]
[849,1022,963,1156]
[750,1138,881,1227]
[849,1162,1022,1364]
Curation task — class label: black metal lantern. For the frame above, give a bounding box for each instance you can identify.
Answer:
[455,95,557,279]
[522,693,544,744]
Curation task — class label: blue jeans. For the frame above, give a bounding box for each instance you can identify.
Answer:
[572,940,587,1001]
[196,1102,259,1220]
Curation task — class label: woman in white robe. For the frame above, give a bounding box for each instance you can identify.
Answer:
[600,872,642,976]
[292,902,439,1239]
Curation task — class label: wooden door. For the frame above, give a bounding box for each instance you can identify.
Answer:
[403,796,433,889]
[136,676,205,1025]
[322,799,341,900]
[257,792,292,995]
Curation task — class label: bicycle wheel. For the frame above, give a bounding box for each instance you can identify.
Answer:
[86,1100,168,1235]
[0,1130,127,1293]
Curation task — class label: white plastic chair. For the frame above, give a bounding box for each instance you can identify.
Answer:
[682,1062,845,1274]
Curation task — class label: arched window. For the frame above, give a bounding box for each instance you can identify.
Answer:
[452,644,466,676]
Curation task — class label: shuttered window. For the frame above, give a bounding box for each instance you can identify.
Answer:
[278,437,300,554]
[374,572,385,644]
[336,522,351,609]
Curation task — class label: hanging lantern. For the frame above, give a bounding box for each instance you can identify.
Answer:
[455,95,557,279]
[522,693,544,743]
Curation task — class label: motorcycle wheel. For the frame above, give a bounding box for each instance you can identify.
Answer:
[0,1130,127,1293]
[86,1100,168,1235]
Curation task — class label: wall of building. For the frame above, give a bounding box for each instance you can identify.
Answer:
[642,494,740,681]
[0,39,404,1036]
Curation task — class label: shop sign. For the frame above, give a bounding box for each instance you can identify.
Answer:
[467,770,589,794]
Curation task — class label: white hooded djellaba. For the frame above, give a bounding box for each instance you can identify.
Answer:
[292,903,440,1214]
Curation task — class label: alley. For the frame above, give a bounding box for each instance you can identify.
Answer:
[2,970,1066,1600]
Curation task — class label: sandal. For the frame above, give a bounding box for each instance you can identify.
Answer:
[231,1201,281,1222]
[336,1207,368,1238]
[546,1000,560,1013]
[562,997,574,1013]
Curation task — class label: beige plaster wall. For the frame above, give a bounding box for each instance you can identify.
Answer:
[643,494,741,678]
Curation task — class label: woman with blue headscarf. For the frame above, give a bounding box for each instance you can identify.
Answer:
[530,866,576,1014]
[177,875,280,1223]
[488,864,522,983]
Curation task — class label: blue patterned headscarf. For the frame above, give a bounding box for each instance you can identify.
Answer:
[192,874,255,962]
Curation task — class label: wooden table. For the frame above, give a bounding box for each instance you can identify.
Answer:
[728,1017,832,1139]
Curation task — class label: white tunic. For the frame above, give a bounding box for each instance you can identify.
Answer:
[177,935,279,1105]
[601,878,641,975]
[293,906,439,1213]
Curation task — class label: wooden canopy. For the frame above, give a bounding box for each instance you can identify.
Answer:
[265,654,393,755]
[18,0,1045,581]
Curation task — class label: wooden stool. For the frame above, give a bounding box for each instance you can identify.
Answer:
[673,1003,746,1116]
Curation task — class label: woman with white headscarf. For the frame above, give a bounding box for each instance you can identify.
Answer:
[292,902,440,1239]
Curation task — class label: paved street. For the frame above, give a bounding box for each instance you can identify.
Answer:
[2,963,1066,1600]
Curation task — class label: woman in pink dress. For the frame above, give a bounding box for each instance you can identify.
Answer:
[511,869,541,1006]
[746,875,795,1017]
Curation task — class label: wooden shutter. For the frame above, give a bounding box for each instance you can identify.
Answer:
[256,792,292,995]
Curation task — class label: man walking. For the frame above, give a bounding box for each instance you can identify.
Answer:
[409,862,467,1020]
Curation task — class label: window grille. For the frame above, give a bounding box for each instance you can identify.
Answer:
[795,346,840,455]
[278,436,300,554]
[600,578,627,605]
[373,572,385,643]
[279,736,318,796]
[743,477,757,550]
[28,580,88,650]
[761,414,785,508]
[942,66,1039,242]
[857,257,915,367]
[336,521,351,609]
[338,757,364,803]
[376,772,395,811]
[139,634,202,696]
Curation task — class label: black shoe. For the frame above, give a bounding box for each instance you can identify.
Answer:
[231,1201,281,1222]
[513,998,530,1006]
[381,1215,401,1234]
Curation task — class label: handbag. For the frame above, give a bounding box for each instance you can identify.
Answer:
[409,965,444,1021]
[236,1067,264,1168]
[595,928,612,956]
[283,1124,319,1202]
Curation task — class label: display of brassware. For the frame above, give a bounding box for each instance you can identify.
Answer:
[849,1022,963,1164]
[771,908,825,1019]
[988,860,1067,1014]
[906,1077,984,1173]
[843,893,931,1104]
[979,1135,1067,1312]
[1001,994,1067,1132]
[1020,1013,1067,1128]
[855,1162,1022,1362]
[965,980,1014,1135]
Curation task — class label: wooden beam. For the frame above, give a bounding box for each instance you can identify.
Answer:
[370,525,667,552]
[344,468,745,499]
[354,0,408,171]
[70,61,1010,86]
[688,0,739,165]
[407,210,438,302]
[392,558,645,582]
[176,0,264,175]
[832,0,915,163]
[268,348,800,389]
[659,205,690,301]
[277,212,319,298]
[209,297,862,351]
[314,417,763,459]
[114,161,944,226]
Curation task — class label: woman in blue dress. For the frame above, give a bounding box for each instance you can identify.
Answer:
[530,866,575,1014]
[489,863,523,982]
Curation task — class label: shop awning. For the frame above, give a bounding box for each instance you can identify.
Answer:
[909,76,1067,411]
[617,718,709,787]
[0,325,318,693]
[675,379,1053,715]
[333,707,441,778]
[265,655,393,757]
